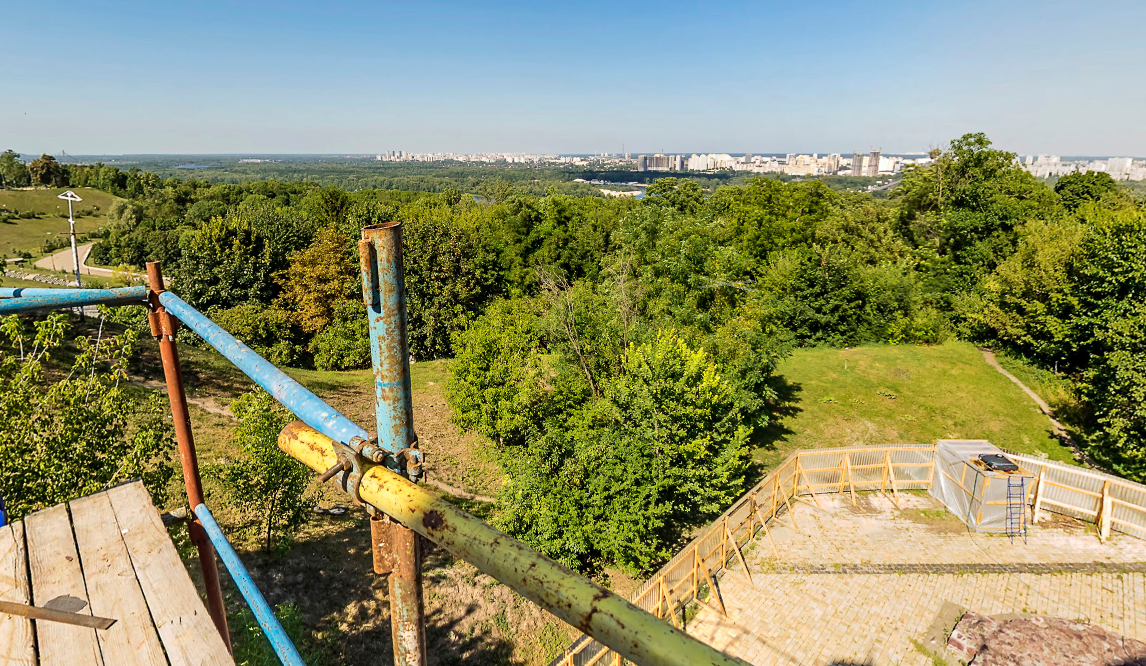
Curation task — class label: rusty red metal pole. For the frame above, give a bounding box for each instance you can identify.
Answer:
[146,262,232,652]
[389,520,427,664]
[359,224,428,666]
[371,513,395,575]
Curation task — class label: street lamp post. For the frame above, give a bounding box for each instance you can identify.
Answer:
[57,190,83,289]
[57,190,84,319]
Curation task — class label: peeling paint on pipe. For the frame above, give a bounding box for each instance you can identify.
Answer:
[359,223,415,454]
[157,291,368,445]
[0,286,148,313]
[278,422,750,666]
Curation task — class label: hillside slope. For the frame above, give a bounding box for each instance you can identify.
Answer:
[756,341,1077,468]
[0,187,118,257]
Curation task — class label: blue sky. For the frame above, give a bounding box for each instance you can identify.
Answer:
[3,1,1144,155]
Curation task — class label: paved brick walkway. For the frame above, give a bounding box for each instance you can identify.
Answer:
[687,492,1146,666]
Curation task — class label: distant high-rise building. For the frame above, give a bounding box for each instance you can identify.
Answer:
[674,155,685,171]
[637,155,649,172]
[867,149,881,177]
[851,151,864,176]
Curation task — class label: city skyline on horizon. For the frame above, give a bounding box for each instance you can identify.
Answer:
[4,1,1144,156]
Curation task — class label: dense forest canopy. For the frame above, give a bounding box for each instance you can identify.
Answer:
[2,133,1143,574]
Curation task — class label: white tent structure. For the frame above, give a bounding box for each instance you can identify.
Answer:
[930,440,1034,534]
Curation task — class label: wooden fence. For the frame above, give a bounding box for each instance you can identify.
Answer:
[1006,451,1146,542]
[551,445,1146,666]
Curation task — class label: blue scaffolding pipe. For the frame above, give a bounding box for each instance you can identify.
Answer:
[157,291,368,445]
[1,287,121,298]
[0,286,149,314]
[193,504,306,666]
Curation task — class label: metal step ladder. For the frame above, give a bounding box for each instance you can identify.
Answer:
[1006,476,1027,543]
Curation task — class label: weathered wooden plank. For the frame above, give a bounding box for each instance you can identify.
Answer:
[0,521,36,666]
[107,482,232,666]
[25,504,105,665]
[71,491,168,666]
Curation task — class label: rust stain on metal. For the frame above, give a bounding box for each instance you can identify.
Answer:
[421,510,444,530]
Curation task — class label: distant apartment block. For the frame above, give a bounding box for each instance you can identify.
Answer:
[1023,155,1146,181]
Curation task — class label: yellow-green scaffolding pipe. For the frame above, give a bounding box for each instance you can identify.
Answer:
[278,421,748,666]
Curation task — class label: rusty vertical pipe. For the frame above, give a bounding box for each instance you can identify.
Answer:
[359,223,415,454]
[389,521,427,664]
[359,225,427,666]
[371,514,395,575]
[146,262,232,652]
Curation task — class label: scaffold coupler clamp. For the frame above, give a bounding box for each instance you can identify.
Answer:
[319,433,384,506]
[396,435,424,484]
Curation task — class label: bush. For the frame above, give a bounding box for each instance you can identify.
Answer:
[97,303,151,335]
[211,303,304,367]
[0,314,174,519]
[309,300,370,370]
[209,391,311,550]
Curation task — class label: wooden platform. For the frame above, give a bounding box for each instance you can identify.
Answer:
[0,481,233,665]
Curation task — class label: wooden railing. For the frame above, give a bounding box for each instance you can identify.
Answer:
[552,445,1146,666]
[1005,451,1146,542]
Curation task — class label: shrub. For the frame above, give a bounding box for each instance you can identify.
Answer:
[211,303,304,367]
[309,300,370,370]
[209,391,311,550]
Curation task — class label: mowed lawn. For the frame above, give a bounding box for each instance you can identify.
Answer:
[755,341,1077,468]
[0,187,119,256]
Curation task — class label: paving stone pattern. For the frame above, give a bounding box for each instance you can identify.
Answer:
[686,492,1146,666]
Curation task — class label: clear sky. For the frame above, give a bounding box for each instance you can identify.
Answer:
[3,0,1144,156]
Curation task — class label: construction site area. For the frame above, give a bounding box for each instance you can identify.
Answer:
[556,444,1146,666]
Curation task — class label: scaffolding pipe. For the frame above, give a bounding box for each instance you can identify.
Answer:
[155,290,368,445]
[278,422,750,666]
[146,263,231,650]
[1,287,141,298]
[193,504,307,666]
[359,222,427,665]
[0,286,148,314]
[359,223,415,455]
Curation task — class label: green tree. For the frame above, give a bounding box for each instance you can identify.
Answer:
[211,391,311,549]
[446,298,549,446]
[309,301,371,370]
[1054,171,1125,212]
[172,216,277,310]
[961,218,1085,363]
[0,150,30,188]
[1070,208,1146,480]
[496,330,753,573]
[894,133,1059,294]
[0,315,174,519]
[28,154,69,187]
[402,199,503,359]
[645,177,704,214]
[276,225,359,334]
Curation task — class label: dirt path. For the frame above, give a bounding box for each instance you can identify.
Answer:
[979,348,1097,466]
[424,477,495,503]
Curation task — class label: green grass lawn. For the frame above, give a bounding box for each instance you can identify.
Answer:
[754,341,1077,468]
[0,187,119,257]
